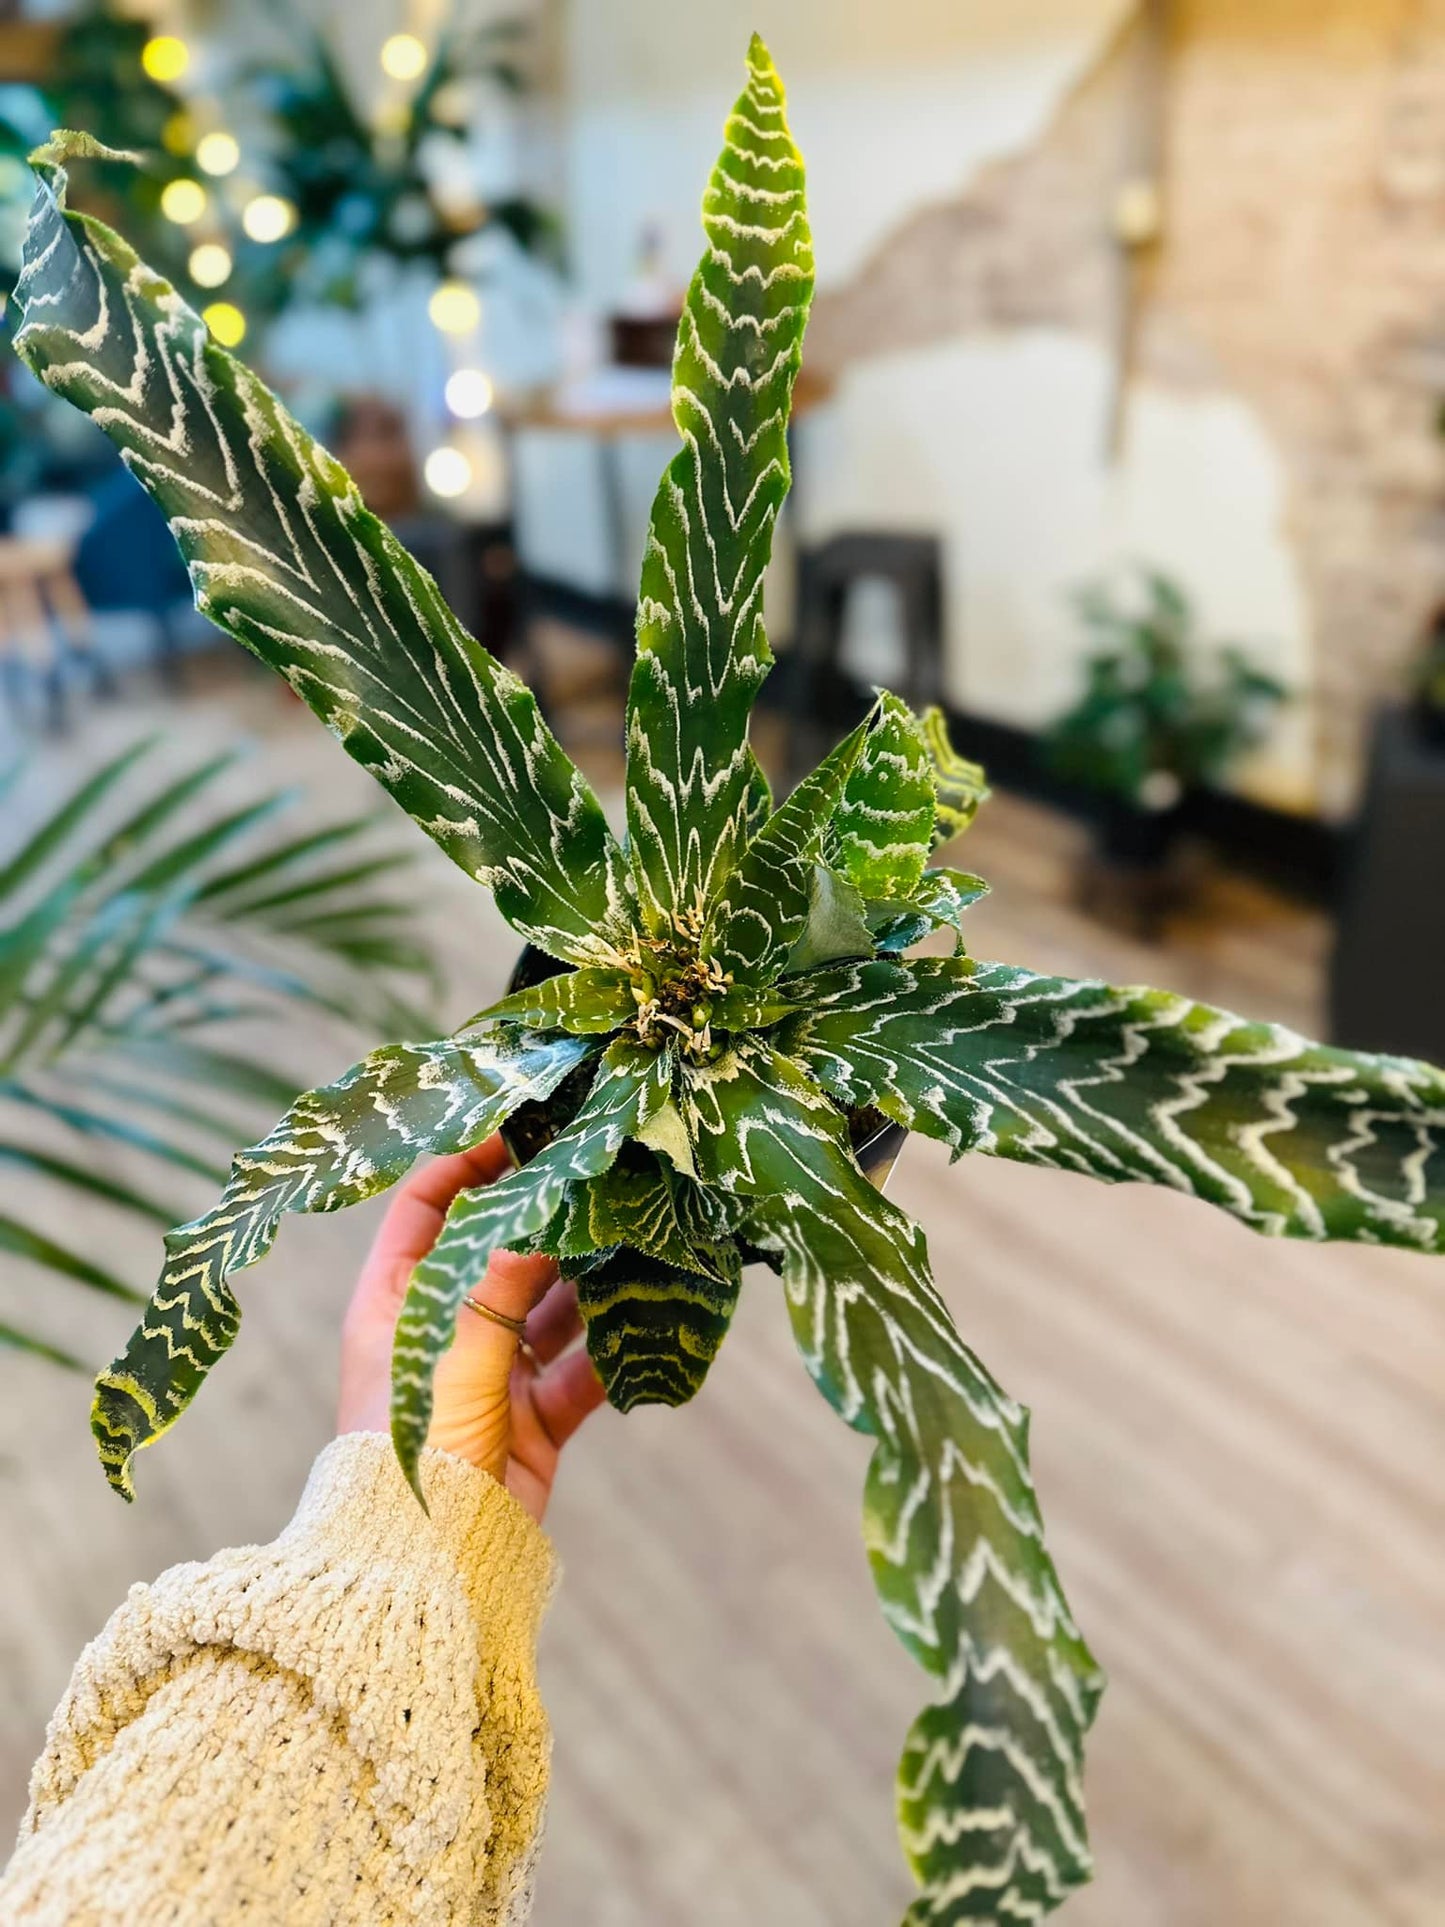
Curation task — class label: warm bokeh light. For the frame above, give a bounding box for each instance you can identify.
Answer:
[444,368,494,419]
[424,446,472,498]
[241,194,297,244]
[141,36,190,84]
[202,302,246,348]
[161,111,195,156]
[428,280,481,336]
[159,179,207,226]
[380,33,428,81]
[196,131,240,178]
[188,242,233,289]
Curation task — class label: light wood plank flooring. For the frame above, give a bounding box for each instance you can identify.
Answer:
[2,667,1442,1925]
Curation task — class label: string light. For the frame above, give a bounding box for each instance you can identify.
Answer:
[241,194,297,243]
[161,111,195,156]
[202,302,246,348]
[196,132,240,178]
[188,242,233,288]
[428,280,481,335]
[141,36,190,84]
[380,33,428,81]
[424,446,472,497]
[159,179,207,225]
[444,368,494,419]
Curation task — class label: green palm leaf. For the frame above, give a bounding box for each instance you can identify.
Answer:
[12,137,632,967]
[624,35,813,936]
[781,957,1445,1249]
[0,740,440,1370]
[94,1026,590,1497]
[681,1038,1102,1921]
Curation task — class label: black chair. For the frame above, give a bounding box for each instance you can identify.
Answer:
[787,531,945,779]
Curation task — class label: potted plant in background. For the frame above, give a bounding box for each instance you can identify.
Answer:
[1043,566,1287,870]
[1412,606,1445,749]
[13,42,1445,1922]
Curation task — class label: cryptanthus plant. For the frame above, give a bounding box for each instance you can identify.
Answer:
[13,41,1445,1924]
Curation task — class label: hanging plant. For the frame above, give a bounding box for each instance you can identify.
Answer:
[11,44,1445,1923]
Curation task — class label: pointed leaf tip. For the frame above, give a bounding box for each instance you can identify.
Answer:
[29,129,142,173]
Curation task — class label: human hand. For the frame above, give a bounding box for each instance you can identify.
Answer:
[337,1134,606,1522]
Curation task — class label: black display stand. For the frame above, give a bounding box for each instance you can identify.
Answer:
[1330,706,1445,1061]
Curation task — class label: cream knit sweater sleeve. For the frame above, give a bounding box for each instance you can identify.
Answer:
[0,1432,557,1927]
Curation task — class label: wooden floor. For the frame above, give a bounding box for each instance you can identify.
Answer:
[3,662,1444,1925]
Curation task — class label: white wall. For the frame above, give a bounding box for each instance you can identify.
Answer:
[537,0,1316,805]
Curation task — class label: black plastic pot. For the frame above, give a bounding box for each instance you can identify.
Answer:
[1096,796,1185,871]
[1412,698,1445,753]
[500,944,906,1193]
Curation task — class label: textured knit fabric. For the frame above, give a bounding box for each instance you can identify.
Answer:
[0,1433,557,1926]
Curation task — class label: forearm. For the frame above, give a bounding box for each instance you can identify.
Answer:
[1,1435,556,1927]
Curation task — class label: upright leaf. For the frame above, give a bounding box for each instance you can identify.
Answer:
[391,1038,673,1492]
[922,707,990,848]
[703,716,868,989]
[681,1040,1101,1921]
[92,1027,591,1498]
[783,957,1445,1249]
[13,143,631,965]
[624,36,814,934]
[827,693,935,901]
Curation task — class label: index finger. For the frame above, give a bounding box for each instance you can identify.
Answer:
[353,1134,515,1312]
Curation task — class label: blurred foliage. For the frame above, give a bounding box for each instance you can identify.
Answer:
[0,737,442,1366]
[1043,568,1288,807]
[238,2,554,316]
[0,9,198,293]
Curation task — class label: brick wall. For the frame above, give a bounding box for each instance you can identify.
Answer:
[810,0,1445,811]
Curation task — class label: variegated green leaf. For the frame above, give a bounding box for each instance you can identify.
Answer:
[784,863,875,974]
[13,141,632,967]
[870,868,989,955]
[542,1148,743,1407]
[391,1038,673,1493]
[783,957,1445,1249]
[474,968,638,1035]
[681,1038,1101,1921]
[624,36,814,936]
[572,1247,742,1413]
[828,693,936,901]
[92,1027,590,1498]
[923,708,990,848]
[704,716,869,989]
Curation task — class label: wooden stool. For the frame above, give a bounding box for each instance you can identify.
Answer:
[787,531,945,780]
[0,534,109,731]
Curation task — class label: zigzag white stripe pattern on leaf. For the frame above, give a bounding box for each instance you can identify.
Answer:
[624,38,814,934]
[12,153,633,969]
[92,1028,591,1497]
[778,957,1445,1251]
[679,1039,1102,1921]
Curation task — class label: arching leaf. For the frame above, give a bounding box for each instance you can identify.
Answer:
[680,1038,1101,1921]
[783,957,1445,1249]
[13,141,632,966]
[391,1038,673,1494]
[92,1027,590,1498]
